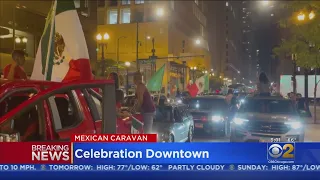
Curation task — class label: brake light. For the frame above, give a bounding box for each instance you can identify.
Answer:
[201,116,208,122]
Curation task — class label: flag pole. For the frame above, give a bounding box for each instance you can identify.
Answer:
[44,0,57,81]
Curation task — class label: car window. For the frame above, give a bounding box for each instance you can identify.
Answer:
[173,107,181,121]
[0,103,43,142]
[240,99,296,114]
[0,90,37,118]
[155,106,172,122]
[47,90,84,130]
[188,98,228,111]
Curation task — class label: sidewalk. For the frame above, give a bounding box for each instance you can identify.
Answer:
[304,106,320,142]
[304,106,320,124]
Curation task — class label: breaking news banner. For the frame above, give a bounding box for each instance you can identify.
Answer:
[1,135,320,179]
[1,164,320,172]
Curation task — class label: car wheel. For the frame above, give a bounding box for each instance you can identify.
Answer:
[168,134,174,142]
[186,127,193,142]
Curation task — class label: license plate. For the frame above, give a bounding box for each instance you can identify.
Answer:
[195,123,203,128]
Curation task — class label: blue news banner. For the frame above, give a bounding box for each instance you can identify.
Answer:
[1,143,320,172]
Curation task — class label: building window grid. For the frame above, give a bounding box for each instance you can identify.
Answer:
[122,0,130,5]
[135,0,144,4]
[120,8,131,24]
[108,9,118,24]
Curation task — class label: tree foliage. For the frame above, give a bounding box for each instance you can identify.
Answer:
[273,1,320,68]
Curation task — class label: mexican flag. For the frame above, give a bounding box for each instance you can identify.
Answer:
[146,64,165,92]
[195,74,209,94]
[31,0,92,82]
[131,115,144,134]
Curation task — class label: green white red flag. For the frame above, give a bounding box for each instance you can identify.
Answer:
[31,0,92,82]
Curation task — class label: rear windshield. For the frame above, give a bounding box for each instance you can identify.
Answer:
[240,99,296,114]
[188,98,228,110]
[155,106,172,122]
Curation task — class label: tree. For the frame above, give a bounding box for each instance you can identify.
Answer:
[273,1,320,68]
[273,1,320,123]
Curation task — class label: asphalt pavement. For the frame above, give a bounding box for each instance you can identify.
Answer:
[194,106,320,142]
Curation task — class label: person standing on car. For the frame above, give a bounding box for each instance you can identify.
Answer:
[225,89,234,105]
[133,71,155,134]
[3,50,28,80]
[257,72,270,96]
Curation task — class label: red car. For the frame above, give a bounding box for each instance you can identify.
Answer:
[0,79,143,142]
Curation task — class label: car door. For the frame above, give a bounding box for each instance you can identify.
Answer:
[180,106,191,139]
[0,80,117,141]
[173,107,186,142]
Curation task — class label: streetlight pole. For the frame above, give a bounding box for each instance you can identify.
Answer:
[117,36,127,74]
[297,11,315,116]
[96,33,109,77]
[292,54,297,94]
[136,22,140,71]
[125,62,131,95]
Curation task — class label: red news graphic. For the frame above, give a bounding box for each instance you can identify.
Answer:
[72,134,157,142]
[0,142,71,164]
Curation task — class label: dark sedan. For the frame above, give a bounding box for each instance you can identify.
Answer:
[188,95,230,136]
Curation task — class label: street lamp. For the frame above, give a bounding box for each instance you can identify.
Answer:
[195,39,201,45]
[117,36,127,74]
[296,11,316,120]
[297,13,305,21]
[96,32,109,77]
[15,37,21,43]
[125,61,131,95]
[22,37,27,43]
[156,8,164,17]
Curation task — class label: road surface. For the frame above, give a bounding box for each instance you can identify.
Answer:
[194,106,320,142]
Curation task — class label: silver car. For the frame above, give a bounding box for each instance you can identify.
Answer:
[152,104,194,142]
[230,96,305,142]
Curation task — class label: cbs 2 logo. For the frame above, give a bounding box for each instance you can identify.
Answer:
[268,144,294,159]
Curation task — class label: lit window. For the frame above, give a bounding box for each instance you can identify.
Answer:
[122,0,130,5]
[226,2,229,6]
[74,0,80,8]
[120,8,131,24]
[108,9,118,24]
[135,0,144,4]
[195,0,199,5]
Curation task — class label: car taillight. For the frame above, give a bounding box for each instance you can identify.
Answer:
[201,116,208,122]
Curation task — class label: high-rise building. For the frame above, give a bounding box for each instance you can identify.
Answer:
[208,1,244,86]
[97,0,210,92]
[240,1,256,82]
[0,0,97,75]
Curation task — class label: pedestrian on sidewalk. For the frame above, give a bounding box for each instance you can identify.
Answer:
[133,71,155,134]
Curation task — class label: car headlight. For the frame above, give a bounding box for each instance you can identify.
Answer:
[285,121,302,129]
[240,99,245,103]
[154,131,170,142]
[177,99,182,103]
[167,98,171,102]
[233,118,248,125]
[212,115,223,122]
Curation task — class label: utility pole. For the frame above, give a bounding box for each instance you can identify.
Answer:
[292,54,297,94]
[151,37,156,73]
[136,22,139,71]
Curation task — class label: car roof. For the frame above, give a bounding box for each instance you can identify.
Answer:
[246,95,288,101]
[0,79,59,93]
[191,95,226,100]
